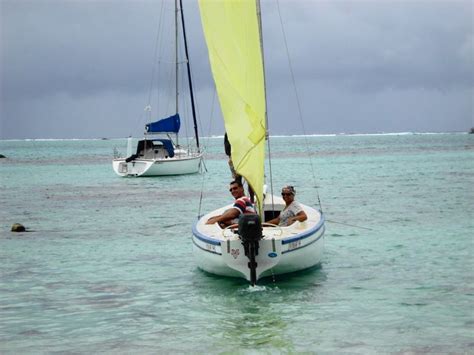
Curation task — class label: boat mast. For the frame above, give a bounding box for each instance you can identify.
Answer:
[256,0,275,206]
[179,0,200,150]
[256,0,269,117]
[175,0,179,146]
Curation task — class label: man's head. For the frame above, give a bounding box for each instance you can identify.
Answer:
[229,180,245,199]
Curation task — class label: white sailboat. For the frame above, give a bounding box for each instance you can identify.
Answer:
[192,0,325,285]
[113,0,202,177]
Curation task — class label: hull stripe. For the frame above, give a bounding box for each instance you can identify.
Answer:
[192,226,325,257]
[192,225,222,245]
[192,213,325,246]
[281,215,325,244]
[192,238,222,255]
[281,226,325,254]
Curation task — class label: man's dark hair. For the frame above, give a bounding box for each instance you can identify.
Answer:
[230,180,243,187]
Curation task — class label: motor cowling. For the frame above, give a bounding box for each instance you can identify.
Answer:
[238,214,262,242]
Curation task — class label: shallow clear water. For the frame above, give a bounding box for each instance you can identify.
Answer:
[1,134,473,353]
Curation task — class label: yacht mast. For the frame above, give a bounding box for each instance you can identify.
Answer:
[175,0,179,146]
[256,0,268,129]
[179,0,200,150]
[256,0,275,205]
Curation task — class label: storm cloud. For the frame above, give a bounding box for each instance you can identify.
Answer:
[1,0,472,139]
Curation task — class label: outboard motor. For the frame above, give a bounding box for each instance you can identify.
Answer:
[238,214,262,286]
[125,154,139,163]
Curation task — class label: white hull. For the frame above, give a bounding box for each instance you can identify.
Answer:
[112,153,202,177]
[192,195,325,283]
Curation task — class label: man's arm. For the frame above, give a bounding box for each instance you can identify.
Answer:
[206,208,240,225]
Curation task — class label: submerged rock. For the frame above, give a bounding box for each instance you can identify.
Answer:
[11,223,26,232]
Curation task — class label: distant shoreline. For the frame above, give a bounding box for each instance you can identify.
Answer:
[0,131,472,142]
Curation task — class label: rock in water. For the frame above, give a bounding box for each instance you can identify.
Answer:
[11,223,26,232]
[0,154,6,158]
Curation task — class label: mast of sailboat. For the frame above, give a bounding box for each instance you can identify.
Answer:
[256,0,275,209]
[256,1,268,116]
[175,0,179,147]
[179,0,200,150]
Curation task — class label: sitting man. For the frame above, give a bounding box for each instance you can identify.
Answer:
[206,180,256,227]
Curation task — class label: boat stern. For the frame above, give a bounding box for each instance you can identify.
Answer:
[112,159,154,177]
[220,237,283,282]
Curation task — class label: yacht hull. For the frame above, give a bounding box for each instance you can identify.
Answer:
[112,153,202,177]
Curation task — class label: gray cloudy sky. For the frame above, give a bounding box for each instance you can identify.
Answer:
[1,0,473,139]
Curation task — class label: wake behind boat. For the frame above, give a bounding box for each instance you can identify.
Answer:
[192,0,325,285]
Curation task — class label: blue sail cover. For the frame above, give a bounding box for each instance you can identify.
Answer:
[145,114,181,133]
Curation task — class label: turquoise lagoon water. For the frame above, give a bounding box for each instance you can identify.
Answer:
[0,134,473,353]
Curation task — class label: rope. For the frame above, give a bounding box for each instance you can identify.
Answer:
[197,88,217,218]
[326,219,375,231]
[128,1,166,137]
[147,1,165,113]
[266,134,276,212]
[276,0,323,212]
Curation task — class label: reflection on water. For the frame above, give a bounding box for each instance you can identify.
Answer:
[191,266,328,351]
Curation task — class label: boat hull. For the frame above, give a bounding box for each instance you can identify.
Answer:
[112,153,202,177]
[192,198,325,283]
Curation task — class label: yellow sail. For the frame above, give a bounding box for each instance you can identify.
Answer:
[198,0,266,212]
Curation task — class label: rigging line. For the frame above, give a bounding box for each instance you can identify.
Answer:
[185,36,214,155]
[181,68,190,147]
[276,0,323,211]
[158,6,176,119]
[186,61,207,153]
[132,0,166,136]
[257,0,275,213]
[174,0,179,116]
[266,133,276,212]
[147,0,166,108]
[164,32,176,118]
[197,86,217,218]
[179,0,200,150]
[197,171,205,218]
[176,43,190,146]
[204,88,217,148]
[177,16,209,154]
[153,2,167,117]
[326,219,375,231]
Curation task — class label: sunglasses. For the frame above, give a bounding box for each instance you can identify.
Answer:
[229,186,240,192]
[281,192,293,196]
